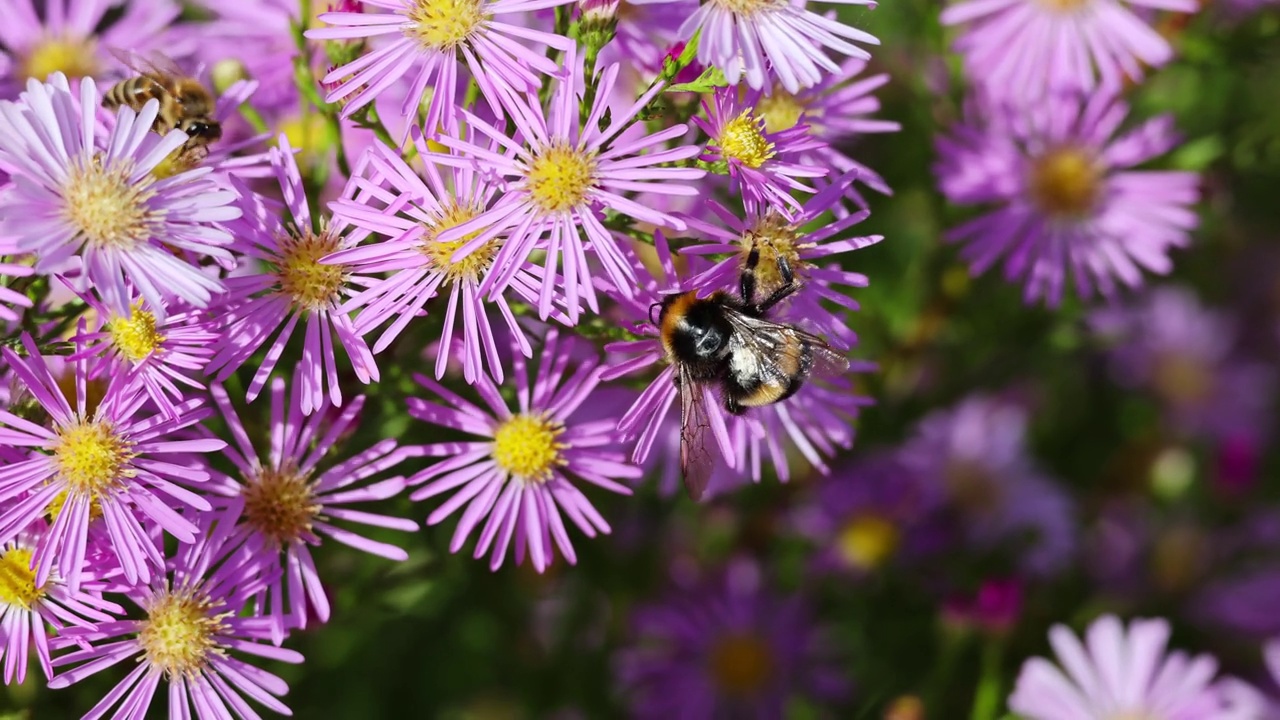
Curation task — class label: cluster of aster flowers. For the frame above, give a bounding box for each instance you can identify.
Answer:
[0,0,900,713]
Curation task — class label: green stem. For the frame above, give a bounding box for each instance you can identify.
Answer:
[970,638,1005,720]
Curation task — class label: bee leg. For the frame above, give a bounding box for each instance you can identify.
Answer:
[724,394,747,416]
[751,271,799,315]
[739,243,760,306]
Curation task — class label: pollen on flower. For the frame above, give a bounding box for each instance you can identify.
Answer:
[421,202,498,285]
[0,548,43,610]
[109,302,165,363]
[406,0,487,51]
[62,155,153,249]
[46,489,105,523]
[1028,147,1102,218]
[526,145,598,214]
[492,413,566,483]
[740,214,806,293]
[708,632,774,695]
[756,90,808,133]
[276,226,347,312]
[138,588,228,678]
[55,420,134,495]
[241,463,321,546]
[19,35,101,82]
[719,111,776,169]
[837,515,900,570]
[707,0,786,18]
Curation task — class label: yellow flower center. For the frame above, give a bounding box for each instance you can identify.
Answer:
[108,302,165,363]
[1028,147,1102,218]
[708,632,773,696]
[46,489,105,523]
[836,514,900,570]
[19,35,101,82]
[406,0,487,51]
[756,89,807,133]
[740,214,805,294]
[0,548,43,610]
[241,464,321,546]
[62,156,152,249]
[1152,354,1214,407]
[137,588,228,678]
[526,145,597,214]
[421,202,498,285]
[492,414,566,483]
[276,226,347,312]
[55,420,134,495]
[279,113,341,158]
[719,111,776,169]
[708,0,786,17]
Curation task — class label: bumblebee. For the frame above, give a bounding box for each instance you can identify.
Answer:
[655,243,848,500]
[103,50,222,165]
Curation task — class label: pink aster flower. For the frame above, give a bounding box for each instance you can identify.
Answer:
[202,375,417,641]
[941,0,1197,102]
[934,89,1200,305]
[48,505,304,718]
[1008,615,1249,719]
[406,328,640,573]
[0,334,223,592]
[0,259,33,325]
[429,54,705,322]
[0,75,240,318]
[307,0,575,139]
[678,0,878,93]
[695,86,829,217]
[68,291,218,420]
[205,135,378,416]
[326,139,566,384]
[0,525,122,685]
[601,0,698,74]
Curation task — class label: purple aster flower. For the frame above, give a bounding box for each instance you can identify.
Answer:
[0,0,191,97]
[48,505,305,717]
[695,86,829,216]
[0,333,223,592]
[615,563,847,718]
[0,75,240,318]
[205,135,379,416]
[202,375,417,641]
[429,54,705,322]
[1090,286,1275,444]
[0,259,33,325]
[935,90,1200,305]
[68,292,218,420]
[406,328,640,573]
[306,0,575,139]
[941,0,1197,102]
[899,395,1076,576]
[1008,615,1248,719]
[326,139,566,384]
[0,524,122,685]
[602,0,698,74]
[677,0,878,93]
[679,173,882,351]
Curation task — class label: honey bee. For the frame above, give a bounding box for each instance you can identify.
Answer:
[655,242,849,500]
[103,49,222,165]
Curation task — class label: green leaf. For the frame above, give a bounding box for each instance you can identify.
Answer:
[667,66,730,93]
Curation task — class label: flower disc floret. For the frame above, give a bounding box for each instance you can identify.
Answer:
[137,589,228,679]
[407,0,487,49]
[55,421,134,495]
[422,203,496,285]
[709,633,774,695]
[1029,147,1101,217]
[720,111,777,169]
[837,515,899,570]
[277,227,347,311]
[242,464,321,546]
[756,91,807,133]
[0,548,42,610]
[62,156,152,250]
[527,146,599,214]
[108,304,165,363]
[20,36,100,82]
[493,414,566,484]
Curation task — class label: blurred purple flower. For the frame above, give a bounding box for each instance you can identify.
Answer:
[0,75,240,318]
[206,136,378,416]
[678,0,878,93]
[0,259,33,325]
[935,90,1199,305]
[900,395,1076,576]
[202,374,417,642]
[307,0,574,140]
[941,0,1196,101]
[0,333,222,592]
[406,328,640,572]
[602,0,697,73]
[1008,615,1250,719]
[49,506,304,717]
[615,563,847,718]
[430,54,704,323]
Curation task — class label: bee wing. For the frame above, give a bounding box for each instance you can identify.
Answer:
[678,364,715,501]
[107,47,186,80]
[722,310,850,381]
